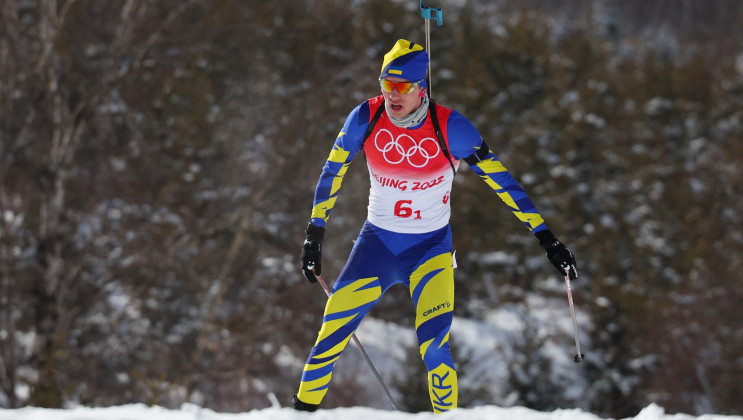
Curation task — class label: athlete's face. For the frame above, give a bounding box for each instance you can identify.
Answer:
[380,76,426,119]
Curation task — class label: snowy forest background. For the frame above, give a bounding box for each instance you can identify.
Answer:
[1,0,742,418]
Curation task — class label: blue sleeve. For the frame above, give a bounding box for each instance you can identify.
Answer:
[309,101,370,227]
[446,110,484,160]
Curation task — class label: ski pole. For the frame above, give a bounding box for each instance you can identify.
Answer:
[420,0,443,98]
[316,274,400,411]
[563,270,585,363]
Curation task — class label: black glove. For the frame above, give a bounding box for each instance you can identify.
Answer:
[535,229,578,279]
[300,222,325,283]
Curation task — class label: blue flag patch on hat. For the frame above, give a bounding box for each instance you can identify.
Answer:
[381,39,429,86]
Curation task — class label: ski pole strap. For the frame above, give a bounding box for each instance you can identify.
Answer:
[429,100,456,176]
[463,140,491,166]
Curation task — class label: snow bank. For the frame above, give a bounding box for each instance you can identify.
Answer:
[0,403,741,420]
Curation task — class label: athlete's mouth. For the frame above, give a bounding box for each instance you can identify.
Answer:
[390,103,403,112]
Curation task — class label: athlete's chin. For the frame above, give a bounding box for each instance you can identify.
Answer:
[388,108,409,119]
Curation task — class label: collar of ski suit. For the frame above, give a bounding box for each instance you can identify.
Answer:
[385,95,430,129]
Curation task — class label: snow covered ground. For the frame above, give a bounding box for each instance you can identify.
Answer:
[0,403,741,420]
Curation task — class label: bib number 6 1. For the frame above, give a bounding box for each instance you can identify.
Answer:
[394,200,422,219]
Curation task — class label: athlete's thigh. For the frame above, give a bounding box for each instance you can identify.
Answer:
[410,250,454,332]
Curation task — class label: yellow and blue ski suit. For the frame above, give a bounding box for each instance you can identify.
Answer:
[297,95,547,413]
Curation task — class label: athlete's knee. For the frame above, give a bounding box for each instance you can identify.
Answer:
[420,339,454,372]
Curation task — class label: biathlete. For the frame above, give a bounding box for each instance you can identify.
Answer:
[294,39,577,413]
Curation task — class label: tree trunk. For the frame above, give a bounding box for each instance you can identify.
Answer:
[30,167,67,408]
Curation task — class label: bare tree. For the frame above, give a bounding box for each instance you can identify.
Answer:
[1,0,201,407]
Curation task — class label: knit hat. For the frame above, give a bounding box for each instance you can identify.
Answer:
[380,39,428,87]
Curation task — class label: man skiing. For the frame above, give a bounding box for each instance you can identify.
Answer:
[294,39,577,413]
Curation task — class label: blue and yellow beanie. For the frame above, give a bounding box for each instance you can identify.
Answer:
[380,39,428,87]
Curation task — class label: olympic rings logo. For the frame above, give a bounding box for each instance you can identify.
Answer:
[373,129,440,168]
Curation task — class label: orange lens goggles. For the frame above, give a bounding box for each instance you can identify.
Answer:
[379,77,425,94]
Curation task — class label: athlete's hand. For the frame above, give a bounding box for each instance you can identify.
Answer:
[300,222,325,283]
[536,229,578,279]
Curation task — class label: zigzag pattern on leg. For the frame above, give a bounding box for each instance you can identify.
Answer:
[297,277,382,405]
